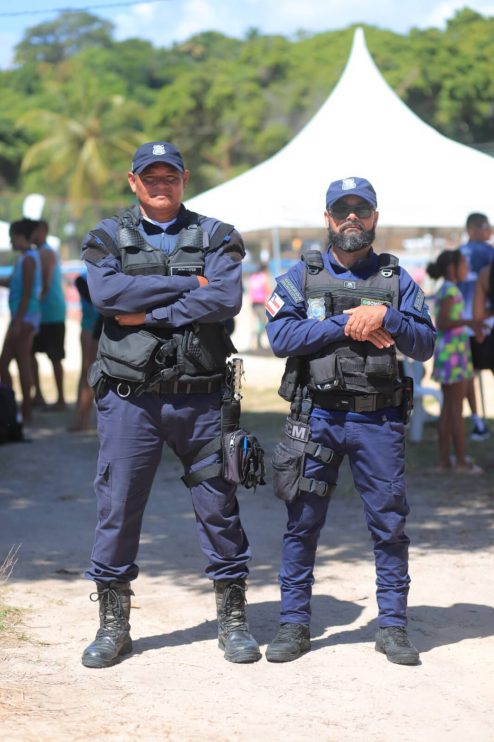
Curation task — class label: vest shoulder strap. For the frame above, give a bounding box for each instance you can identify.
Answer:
[377,252,399,271]
[83,226,120,264]
[210,221,235,250]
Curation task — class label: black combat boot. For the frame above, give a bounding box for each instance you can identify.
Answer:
[266,622,311,662]
[81,581,134,668]
[375,626,420,665]
[214,579,261,663]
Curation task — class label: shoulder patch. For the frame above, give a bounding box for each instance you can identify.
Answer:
[413,287,425,312]
[279,277,304,304]
[266,292,285,317]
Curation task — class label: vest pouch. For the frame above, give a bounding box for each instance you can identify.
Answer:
[278,356,304,401]
[120,243,167,277]
[364,345,398,377]
[99,328,168,383]
[168,247,204,277]
[308,354,345,391]
[181,324,236,375]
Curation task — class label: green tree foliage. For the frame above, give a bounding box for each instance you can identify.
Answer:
[0,6,493,227]
[14,11,114,65]
[16,64,145,215]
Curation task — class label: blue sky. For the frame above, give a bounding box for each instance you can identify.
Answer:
[1,0,494,69]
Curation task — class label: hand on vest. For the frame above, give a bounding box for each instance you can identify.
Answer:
[343,304,388,341]
[115,312,146,326]
[197,275,209,287]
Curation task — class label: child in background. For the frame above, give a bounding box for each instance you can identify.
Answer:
[0,219,41,424]
[426,249,486,474]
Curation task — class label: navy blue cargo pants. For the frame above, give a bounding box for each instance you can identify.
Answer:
[85,388,251,584]
[279,407,410,628]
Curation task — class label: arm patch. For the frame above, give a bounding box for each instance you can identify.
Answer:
[279,277,304,304]
[413,287,425,312]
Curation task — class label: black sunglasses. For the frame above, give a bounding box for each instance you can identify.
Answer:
[329,203,374,219]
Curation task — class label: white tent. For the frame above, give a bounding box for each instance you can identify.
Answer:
[186,28,494,231]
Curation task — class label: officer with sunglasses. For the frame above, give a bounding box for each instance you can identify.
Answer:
[265,177,436,665]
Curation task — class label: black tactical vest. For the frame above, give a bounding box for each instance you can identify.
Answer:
[89,207,236,390]
[303,249,401,395]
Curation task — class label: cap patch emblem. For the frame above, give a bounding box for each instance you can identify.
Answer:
[152,144,166,155]
[341,178,356,191]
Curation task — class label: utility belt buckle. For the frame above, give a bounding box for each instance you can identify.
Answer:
[352,395,378,413]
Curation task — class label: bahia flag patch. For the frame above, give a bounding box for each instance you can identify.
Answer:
[266,292,285,317]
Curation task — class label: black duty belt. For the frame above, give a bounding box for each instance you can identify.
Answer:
[108,376,223,398]
[311,389,403,413]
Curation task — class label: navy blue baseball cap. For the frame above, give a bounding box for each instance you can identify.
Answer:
[131,141,185,174]
[326,177,377,209]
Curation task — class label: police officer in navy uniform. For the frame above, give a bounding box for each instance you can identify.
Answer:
[265,177,436,665]
[81,141,261,668]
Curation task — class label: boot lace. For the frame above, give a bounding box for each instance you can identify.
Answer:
[384,627,411,647]
[90,584,131,630]
[276,623,308,642]
[220,583,248,633]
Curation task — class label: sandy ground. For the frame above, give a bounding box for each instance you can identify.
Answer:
[1,308,494,741]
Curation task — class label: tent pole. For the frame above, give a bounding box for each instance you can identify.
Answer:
[271,227,282,277]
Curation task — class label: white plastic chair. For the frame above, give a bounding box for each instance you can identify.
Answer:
[402,357,442,443]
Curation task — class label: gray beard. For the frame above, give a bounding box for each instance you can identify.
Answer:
[328,226,376,252]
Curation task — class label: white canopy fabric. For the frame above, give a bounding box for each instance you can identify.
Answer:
[186,28,494,231]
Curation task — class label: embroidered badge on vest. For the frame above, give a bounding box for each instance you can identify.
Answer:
[307,297,326,320]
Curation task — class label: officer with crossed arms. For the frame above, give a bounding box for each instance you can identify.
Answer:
[265,177,436,665]
[80,141,261,668]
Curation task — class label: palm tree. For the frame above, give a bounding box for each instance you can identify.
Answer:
[17,80,145,217]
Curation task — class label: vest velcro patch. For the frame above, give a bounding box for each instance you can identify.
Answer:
[279,277,304,303]
[360,298,388,306]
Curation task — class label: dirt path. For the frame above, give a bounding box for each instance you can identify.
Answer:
[1,384,494,741]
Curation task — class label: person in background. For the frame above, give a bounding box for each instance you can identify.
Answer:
[471,262,494,373]
[426,250,485,474]
[0,218,41,424]
[68,271,102,432]
[248,263,271,350]
[457,213,493,440]
[31,219,67,411]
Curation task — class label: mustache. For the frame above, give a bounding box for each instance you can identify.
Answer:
[341,220,363,230]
